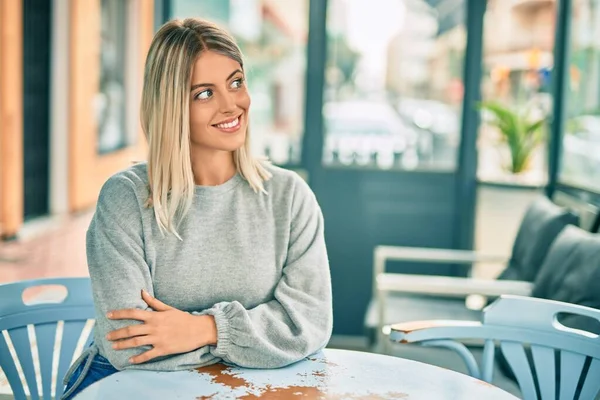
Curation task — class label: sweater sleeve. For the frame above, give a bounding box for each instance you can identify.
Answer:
[87,175,217,370]
[198,176,333,368]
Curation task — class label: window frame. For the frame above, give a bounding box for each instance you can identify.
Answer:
[551,0,600,205]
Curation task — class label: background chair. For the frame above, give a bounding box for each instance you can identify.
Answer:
[365,195,580,349]
[389,295,600,400]
[0,277,95,400]
[532,225,600,333]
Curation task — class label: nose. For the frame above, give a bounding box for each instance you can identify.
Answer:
[219,92,236,114]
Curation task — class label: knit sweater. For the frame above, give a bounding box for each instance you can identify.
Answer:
[85,162,333,371]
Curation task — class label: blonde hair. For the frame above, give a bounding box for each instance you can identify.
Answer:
[140,18,272,238]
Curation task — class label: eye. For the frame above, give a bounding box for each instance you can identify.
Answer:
[231,78,244,89]
[195,89,213,100]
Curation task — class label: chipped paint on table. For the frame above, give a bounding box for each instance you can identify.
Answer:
[76,349,518,399]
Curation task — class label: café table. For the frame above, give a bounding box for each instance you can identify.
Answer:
[76,348,519,399]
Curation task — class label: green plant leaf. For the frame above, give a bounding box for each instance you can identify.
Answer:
[478,101,546,174]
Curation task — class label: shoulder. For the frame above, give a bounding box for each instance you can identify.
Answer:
[263,164,314,201]
[90,163,149,233]
[98,162,149,207]
[261,164,320,217]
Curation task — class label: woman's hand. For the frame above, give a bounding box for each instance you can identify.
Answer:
[105,290,218,364]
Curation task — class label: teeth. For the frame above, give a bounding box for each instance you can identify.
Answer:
[216,117,239,129]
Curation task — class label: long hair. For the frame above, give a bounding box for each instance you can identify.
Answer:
[140,18,272,238]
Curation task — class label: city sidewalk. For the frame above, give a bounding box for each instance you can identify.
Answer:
[0,212,93,284]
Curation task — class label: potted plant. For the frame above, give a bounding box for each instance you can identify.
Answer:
[479,101,546,174]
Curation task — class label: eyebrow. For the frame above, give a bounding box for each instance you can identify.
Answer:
[190,69,243,91]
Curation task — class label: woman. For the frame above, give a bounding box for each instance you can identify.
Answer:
[62,18,332,399]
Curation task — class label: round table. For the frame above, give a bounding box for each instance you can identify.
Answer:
[76,349,518,399]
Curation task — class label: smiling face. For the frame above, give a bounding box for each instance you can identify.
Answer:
[188,50,250,154]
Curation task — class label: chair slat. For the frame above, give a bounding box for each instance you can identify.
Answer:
[8,326,40,400]
[0,332,27,399]
[531,345,555,400]
[55,320,88,399]
[83,321,95,350]
[34,322,58,399]
[501,341,538,400]
[578,357,600,400]
[559,350,587,400]
[481,339,495,383]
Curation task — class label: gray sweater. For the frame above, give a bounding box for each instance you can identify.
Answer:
[86,162,333,371]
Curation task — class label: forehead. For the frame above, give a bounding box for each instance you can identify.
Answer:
[191,51,242,83]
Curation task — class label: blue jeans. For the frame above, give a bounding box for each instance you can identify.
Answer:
[62,352,118,399]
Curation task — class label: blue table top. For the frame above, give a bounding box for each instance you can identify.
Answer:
[77,349,518,399]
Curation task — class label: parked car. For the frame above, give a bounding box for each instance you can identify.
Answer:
[396,98,460,165]
[323,100,420,169]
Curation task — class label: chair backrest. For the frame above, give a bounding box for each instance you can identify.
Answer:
[498,196,579,282]
[0,278,96,400]
[495,226,600,392]
[532,225,600,333]
[390,295,600,399]
[484,296,600,400]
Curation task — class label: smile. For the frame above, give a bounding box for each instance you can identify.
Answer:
[213,115,242,131]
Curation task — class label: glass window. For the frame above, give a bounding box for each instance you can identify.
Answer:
[172,0,309,165]
[323,0,465,171]
[478,0,555,185]
[560,0,600,192]
[97,0,130,154]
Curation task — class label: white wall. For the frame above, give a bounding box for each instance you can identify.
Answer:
[473,185,542,278]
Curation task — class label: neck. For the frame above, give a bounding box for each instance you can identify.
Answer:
[190,147,236,186]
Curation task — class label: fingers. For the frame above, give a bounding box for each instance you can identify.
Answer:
[111,335,153,350]
[106,324,151,341]
[130,348,162,364]
[107,309,152,321]
[141,289,173,311]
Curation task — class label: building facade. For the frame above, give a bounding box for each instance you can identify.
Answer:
[0,0,154,238]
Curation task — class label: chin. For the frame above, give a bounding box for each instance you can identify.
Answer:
[195,124,248,152]
[221,132,247,152]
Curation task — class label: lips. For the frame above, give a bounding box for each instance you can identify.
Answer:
[213,115,242,129]
[214,118,239,129]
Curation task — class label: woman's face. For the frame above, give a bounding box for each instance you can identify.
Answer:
[188,50,250,153]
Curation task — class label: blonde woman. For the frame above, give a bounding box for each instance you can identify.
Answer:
[62,18,332,399]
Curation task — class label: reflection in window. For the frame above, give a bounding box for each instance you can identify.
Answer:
[478,0,555,185]
[323,0,465,171]
[172,0,309,165]
[97,0,129,154]
[561,0,600,192]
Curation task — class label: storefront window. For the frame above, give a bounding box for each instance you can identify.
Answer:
[322,0,465,171]
[478,0,555,185]
[560,0,600,192]
[97,0,129,154]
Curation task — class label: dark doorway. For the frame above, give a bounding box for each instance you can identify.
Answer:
[23,0,52,220]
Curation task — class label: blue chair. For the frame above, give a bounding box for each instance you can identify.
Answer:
[390,295,600,400]
[0,278,95,400]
